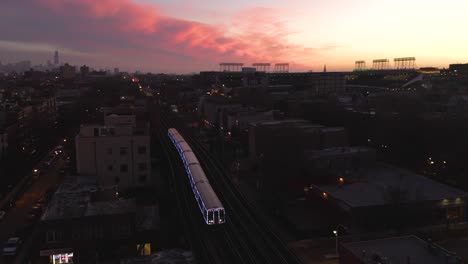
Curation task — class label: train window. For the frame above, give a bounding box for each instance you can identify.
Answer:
[208,211,214,223]
[219,210,225,222]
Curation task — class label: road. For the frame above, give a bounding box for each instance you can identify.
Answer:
[0,156,65,264]
[152,102,302,264]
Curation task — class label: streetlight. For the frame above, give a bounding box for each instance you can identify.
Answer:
[333,230,338,256]
[333,224,347,257]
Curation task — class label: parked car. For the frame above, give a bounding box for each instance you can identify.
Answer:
[54,145,64,155]
[31,204,42,212]
[2,237,22,256]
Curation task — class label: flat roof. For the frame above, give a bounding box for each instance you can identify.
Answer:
[307,146,374,158]
[320,127,345,133]
[342,236,460,264]
[41,176,136,221]
[250,119,309,127]
[317,163,468,208]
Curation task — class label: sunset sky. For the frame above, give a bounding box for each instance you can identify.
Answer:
[1,0,468,73]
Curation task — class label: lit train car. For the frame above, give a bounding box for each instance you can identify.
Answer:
[194,181,225,224]
[177,141,192,155]
[168,128,225,225]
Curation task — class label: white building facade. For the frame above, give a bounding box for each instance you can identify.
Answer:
[75,115,151,190]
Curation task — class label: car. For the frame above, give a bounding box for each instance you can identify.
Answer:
[31,204,42,212]
[0,211,5,221]
[32,168,41,179]
[54,146,64,155]
[2,237,22,256]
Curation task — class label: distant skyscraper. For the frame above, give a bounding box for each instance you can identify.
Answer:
[54,50,59,65]
[80,65,90,77]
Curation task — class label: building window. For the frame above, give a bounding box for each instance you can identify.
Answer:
[46,230,62,243]
[107,148,112,155]
[139,175,147,183]
[120,147,128,156]
[107,165,113,172]
[46,231,55,243]
[138,146,147,154]
[120,164,128,172]
[137,243,152,256]
[138,163,147,171]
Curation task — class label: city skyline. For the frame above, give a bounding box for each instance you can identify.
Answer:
[1,0,468,73]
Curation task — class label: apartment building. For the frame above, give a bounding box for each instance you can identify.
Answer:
[75,114,151,190]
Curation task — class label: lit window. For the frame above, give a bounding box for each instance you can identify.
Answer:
[137,243,151,256]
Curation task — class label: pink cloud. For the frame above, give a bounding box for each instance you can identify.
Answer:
[39,0,161,33]
[9,0,334,71]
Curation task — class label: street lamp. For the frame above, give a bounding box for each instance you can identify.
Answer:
[333,230,338,256]
[333,224,347,257]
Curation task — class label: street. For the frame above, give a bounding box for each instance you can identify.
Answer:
[0,156,65,264]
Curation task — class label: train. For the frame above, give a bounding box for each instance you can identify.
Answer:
[168,128,225,225]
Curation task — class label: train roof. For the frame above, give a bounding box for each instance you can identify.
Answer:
[189,164,208,183]
[178,141,192,152]
[169,132,184,142]
[168,128,181,136]
[195,181,223,209]
[168,128,183,137]
[184,152,199,165]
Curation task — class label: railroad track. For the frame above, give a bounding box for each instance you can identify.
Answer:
[157,104,302,264]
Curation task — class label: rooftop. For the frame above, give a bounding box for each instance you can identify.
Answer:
[250,119,308,127]
[320,127,345,133]
[316,163,468,208]
[307,146,375,159]
[342,236,461,264]
[120,249,194,264]
[41,176,136,221]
